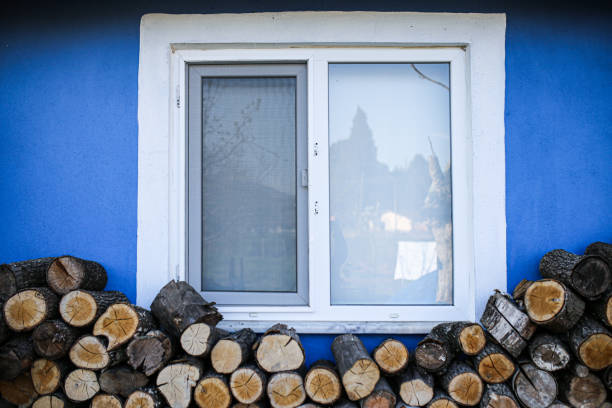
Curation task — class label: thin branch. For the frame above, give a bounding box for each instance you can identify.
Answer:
[410,64,450,91]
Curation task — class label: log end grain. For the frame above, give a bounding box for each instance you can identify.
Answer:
[91,394,123,408]
[256,333,305,373]
[342,359,380,401]
[512,363,557,408]
[125,390,161,408]
[30,359,62,395]
[304,364,341,405]
[477,353,515,384]
[561,374,606,408]
[32,320,78,360]
[373,339,409,375]
[211,338,243,374]
[458,324,486,356]
[573,256,611,298]
[194,376,232,408]
[156,362,202,408]
[32,395,68,408]
[127,330,173,376]
[47,256,106,295]
[69,335,110,370]
[447,372,482,406]
[93,303,140,350]
[415,343,448,372]
[399,379,433,406]
[4,288,57,331]
[59,290,97,327]
[64,369,99,402]
[267,372,306,408]
[578,332,612,370]
[525,280,566,322]
[230,366,266,404]
[180,322,214,357]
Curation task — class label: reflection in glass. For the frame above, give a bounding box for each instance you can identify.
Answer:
[201,77,297,292]
[329,63,453,305]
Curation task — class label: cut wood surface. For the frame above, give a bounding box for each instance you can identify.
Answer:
[426,391,458,408]
[256,324,305,373]
[524,279,585,332]
[558,372,606,408]
[372,338,409,375]
[59,289,128,327]
[230,365,267,404]
[125,388,164,408]
[415,323,457,372]
[156,358,204,408]
[267,371,306,408]
[585,241,612,266]
[127,329,174,376]
[32,319,80,360]
[91,393,123,408]
[93,303,155,350]
[588,287,612,327]
[32,394,73,408]
[46,256,107,295]
[480,383,519,408]
[180,322,227,357]
[0,335,36,380]
[511,363,557,408]
[473,342,515,383]
[438,361,483,406]
[453,322,487,356]
[539,249,611,300]
[0,257,55,300]
[150,280,222,338]
[30,358,66,395]
[331,334,380,401]
[69,335,126,370]
[304,360,341,405]
[194,371,232,408]
[99,365,149,397]
[212,328,258,374]
[360,376,396,408]
[3,287,59,331]
[64,369,99,402]
[396,364,433,407]
[568,315,612,370]
[0,372,38,406]
[527,333,570,372]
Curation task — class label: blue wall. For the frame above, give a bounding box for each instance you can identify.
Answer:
[1,1,610,364]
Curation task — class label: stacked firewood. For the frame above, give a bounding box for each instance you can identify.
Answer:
[0,242,610,408]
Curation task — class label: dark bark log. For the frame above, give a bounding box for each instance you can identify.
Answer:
[473,342,516,383]
[194,371,232,408]
[480,292,536,358]
[585,241,612,266]
[304,360,341,405]
[33,393,79,408]
[539,249,611,300]
[0,302,7,345]
[396,364,434,407]
[331,334,380,401]
[47,256,107,295]
[230,365,268,404]
[373,338,409,375]
[558,372,606,408]
[125,388,164,408]
[64,369,100,402]
[179,322,228,357]
[93,303,156,350]
[334,399,359,408]
[212,328,258,374]
[0,257,55,300]
[568,315,612,371]
[588,287,612,328]
[90,393,123,408]
[438,360,483,406]
[0,372,38,406]
[149,280,222,338]
[511,362,557,408]
[524,279,585,332]
[233,403,271,408]
[512,279,533,301]
[267,371,306,408]
[156,356,204,408]
[360,377,396,408]
[33,319,80,360]
[59,289,128,328]
[480,383,519,408]
[127,329,174,376]
[527,333,570,372]
[415,323,457,372]
[255,324,306,373]
[566,360,590,378]
[99,365,149,398]
[30,358,69,395]
[69,335,126,370]
[602,365,612,390]
[0,335,36,380]
[3,287,59,331]
[427,390,458,408]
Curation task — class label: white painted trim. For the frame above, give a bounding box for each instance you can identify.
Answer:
[137,11,507,333]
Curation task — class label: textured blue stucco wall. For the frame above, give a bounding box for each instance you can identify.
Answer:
[1,1,610,364]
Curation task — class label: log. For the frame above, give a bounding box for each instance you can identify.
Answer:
[331,334,380,401]
[602,365,612,390]
[64,369,100,402]
[256,324,306,373]
[527,333,570,372]
[438,361,483,406]
[212,328,258,374]
[451,322,487,356]
[93,303,156,350]
[566,360,590,378]
[480,383,519,408]
[180,323,228,357]
[473,342,515,383]
[32,319,80,360]
[30,358,68,395]
[512,279,533,301]
[33,393,77,408]
[511,362,557,408]
[549,401,571,408]
[267,371,306,408]
[230,365,268,404]
[125,388,164,408]
[396,364,434,407]
[3,287,59,331]
[360,377,396,408]
[150,280,222,338]
[524,279,585,332]
[539,249,611,300]
[568,315,612,370]
[558,372,606,408]
[334,399,359,408]
[91,393,123,408]
[585,241,612,265]
[415,323,457,372]
[480,292,536,358]
[69,335,126,370]
[0,372,38,406]
[194,371,232,408]
[127,329,174,376]
[304,360,342,406]
[233,403,270,408]
[588,287,612,328]
[99,365,149,398]
[46,256,107,295]
[372,338,409,375]
[0,335,36,380]
[156,357,204,408]
[0,302,6,345]
[59,289,128,327]
[426,391,458,408]
[0,257,55,300]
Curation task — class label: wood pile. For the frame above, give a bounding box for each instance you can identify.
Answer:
[0,243,610,408]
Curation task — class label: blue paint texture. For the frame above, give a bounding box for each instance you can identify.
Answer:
[1,1,610,363]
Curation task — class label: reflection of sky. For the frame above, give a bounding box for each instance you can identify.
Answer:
[329,63,451,170]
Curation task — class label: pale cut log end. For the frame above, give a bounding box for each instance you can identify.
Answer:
[180,322,213,356]
[477,353,515,384]
[93,303,139,350]
[267,372,306,408]
[230,366,266,404]
[212,339,243,374]
[194,376,232,408]
[0,372,38,406]
[342,359,380,401]
[578,332,612,370]
[91,394,123,408]
[304,366,341,405]
[32,395,67,408]
[30,359,61,395]
[562,374,606,408]
[428,397,458,408]
[59,290,96,327]
[512,363,558,408]
[458,324,486,356]
[125,390,159,408]
[373,339,409,375]
[482,394,518,408]
[447,372,483,406]
[64,369,99,402]
[525,280,565,322]
[156,362,201,408]
[47,256,85,294]
[69,335,109,369]
[256,334,305,373]
[4,289,56,331]
[399,379,433,406]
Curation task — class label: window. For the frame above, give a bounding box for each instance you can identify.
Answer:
[138,12,507,333]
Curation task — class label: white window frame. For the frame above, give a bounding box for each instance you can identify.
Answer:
[137,12,507,333]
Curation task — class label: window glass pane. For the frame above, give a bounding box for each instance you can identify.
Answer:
[329,63,452,305]
[201,77,297,292]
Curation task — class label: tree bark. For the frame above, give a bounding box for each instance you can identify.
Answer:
[360,377,396,408]
[527,333,570,372]
[30,358,69,395]
[331,334,380,401]
[304,360,341,406]
[64,369,100,402]
[588,287,612,328]
[47,256,107,295]
[0,372,38,406]
[415,323,457,372]
[3,287,59,331]
[524,279,585,332]
[194,371,232,408]
[0,335,36,380]
[99,365,149,398]
[267,371,306,408]
[372,338,409,375]
[32,319,80,360]
[396,364,433,407]
[473,342,516,383]
[568,315,612,371]
[0,257,55,300]
[180,322,228,357]
[255,324,306,373]
[511,362,557,408]
[230,365,268,404]
[558,372,606,408]
[585,241,612,266]
[59,289,128,327]
[156,357,204,408]
[438,361,483,406]
[93,303,156,350]
[480,383,519,408]
[127,329,174,376]
[212,328,258,374]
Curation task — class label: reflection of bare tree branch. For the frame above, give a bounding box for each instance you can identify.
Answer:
[411,64,450,91]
